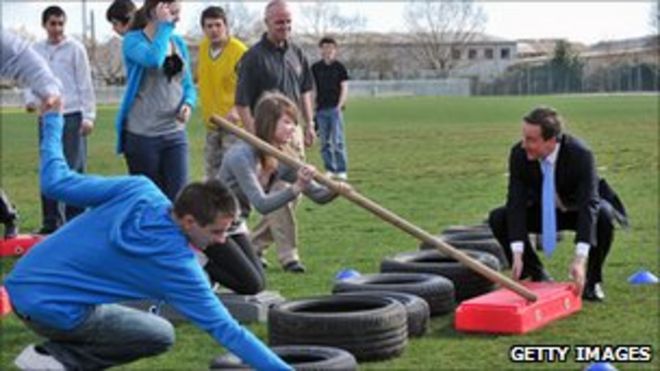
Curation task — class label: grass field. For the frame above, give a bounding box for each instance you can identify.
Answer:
[1,94,658,370]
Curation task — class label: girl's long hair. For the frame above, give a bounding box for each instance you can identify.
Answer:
[253,92,299,174]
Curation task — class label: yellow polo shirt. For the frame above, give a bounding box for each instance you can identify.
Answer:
[197,36,247,130]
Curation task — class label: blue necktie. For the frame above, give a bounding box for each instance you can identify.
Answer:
[542,159,556,257]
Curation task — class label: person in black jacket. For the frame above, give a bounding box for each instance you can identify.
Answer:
[489,107,625,302]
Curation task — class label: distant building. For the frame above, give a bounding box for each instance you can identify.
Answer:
[516,38,587,59]
[480,35,659,94]
[445,33,518,82]
[291,32,518,82]
[511,35,658,69]
[581,35,659,71]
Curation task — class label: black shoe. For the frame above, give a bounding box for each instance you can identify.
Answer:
[582,282,605,302]
[36,226,57,235]
[283,261,306,273]
[530,269,554,282]
[4,221,18,239]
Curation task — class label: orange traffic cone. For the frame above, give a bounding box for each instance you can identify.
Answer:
[0,286,12,317]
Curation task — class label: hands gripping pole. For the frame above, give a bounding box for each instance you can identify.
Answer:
[211,115,537,302]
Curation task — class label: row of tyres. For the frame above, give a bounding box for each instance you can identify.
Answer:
[211,224,506,370]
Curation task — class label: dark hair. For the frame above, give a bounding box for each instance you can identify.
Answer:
[106,0,136,24]
[318,36,337,47]
[130,0,176,31]
[523,106,563,140]
[200,6,227,27]
[173,180,237,226]
[42,6,66,25]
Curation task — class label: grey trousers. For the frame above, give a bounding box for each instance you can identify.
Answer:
[38,112,86,231]
[250,126,305,266]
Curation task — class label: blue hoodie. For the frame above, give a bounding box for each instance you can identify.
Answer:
[5,112,290,371]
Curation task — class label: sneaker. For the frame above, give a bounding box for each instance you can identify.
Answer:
[582,282,605,302]
[283,261,306,273]
[15,344,65,371]
[324,171,335,179]
[210,351,244,369]
[259,255,269,269]
[335,172,348,181]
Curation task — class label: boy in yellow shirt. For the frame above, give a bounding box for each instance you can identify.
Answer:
[197,6,247,180]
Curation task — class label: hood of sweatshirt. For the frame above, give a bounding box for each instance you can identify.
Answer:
[109,179,187,256]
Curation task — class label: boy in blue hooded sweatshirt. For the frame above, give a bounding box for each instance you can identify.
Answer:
[6,107,291,370]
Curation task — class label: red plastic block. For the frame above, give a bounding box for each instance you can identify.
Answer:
[0,234,43,257]
[0,286,12,317]
[455,282,582,334]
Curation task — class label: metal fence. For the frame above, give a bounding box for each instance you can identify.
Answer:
[0,78,472,108]
[0,86,127,108]
[476,62,660,96]
[348,78,471,97]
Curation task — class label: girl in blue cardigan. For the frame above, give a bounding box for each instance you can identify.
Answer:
[115,0,196,201]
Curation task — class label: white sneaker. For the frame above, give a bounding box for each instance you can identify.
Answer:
[15,344,65,371]
[335,172,348,181]
[324,171,335,178]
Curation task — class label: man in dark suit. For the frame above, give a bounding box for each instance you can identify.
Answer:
[489,107,619,302]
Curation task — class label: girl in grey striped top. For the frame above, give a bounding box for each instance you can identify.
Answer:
[203,92,338,292]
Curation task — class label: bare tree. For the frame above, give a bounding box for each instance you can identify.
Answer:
[297,1,366,72]
[404,0,487,75]
[298,0,366,40]
[8,25,37,43]
[223,2,263,44]
[357,35,397,80]
[651,0,659,33]
[93,37,125,86]
[184,2,262,43]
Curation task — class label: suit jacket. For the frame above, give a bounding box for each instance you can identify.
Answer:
[506,134,599,246]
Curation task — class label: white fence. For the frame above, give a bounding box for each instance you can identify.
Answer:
[348,78,471,97]
[0,78,472,108]
[1,86,126,108]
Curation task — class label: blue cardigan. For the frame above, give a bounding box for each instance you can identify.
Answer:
[115,22,197,154]
[7,113,290,371]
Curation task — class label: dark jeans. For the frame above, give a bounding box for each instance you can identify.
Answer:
[38,112,86,231]
[316,107,348,173]
[19,304,174,370]
[488,203,614,284]
[123,130,188,201]
[204,233,266,295]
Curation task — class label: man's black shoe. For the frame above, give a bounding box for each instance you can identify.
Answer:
[283,261,306,273]
[582,282,605,302]
[36,226,57,235]
[4,221,18,239]
[530,269,554,282]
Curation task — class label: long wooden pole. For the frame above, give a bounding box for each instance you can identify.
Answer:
[211,115,538,302]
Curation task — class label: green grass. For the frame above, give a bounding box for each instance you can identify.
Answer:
[1,95,658,370]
